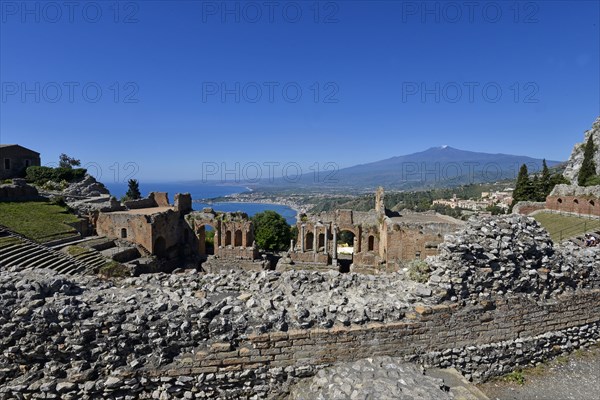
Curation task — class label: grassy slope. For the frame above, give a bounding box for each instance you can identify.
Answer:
[533,212,600,242]
[0,201,80,242]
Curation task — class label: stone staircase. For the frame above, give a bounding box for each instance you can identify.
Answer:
[0,227,98,275]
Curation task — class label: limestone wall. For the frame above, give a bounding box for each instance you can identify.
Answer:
[150,290,600,397]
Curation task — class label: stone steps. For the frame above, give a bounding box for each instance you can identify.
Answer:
[0,229,97,275]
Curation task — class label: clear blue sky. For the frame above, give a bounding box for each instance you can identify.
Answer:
[1,0,599,183]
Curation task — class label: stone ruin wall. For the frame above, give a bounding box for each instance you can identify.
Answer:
[546,195,600,217]
[142,290,600,397]
[384,221,451,265]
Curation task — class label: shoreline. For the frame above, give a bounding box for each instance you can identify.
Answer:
[195,199,302,215]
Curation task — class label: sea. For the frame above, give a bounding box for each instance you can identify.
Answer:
[104,182,297,225]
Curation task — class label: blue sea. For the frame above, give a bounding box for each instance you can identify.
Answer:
[104,182,297,225]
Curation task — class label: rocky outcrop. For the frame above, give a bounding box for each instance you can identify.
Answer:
[63,174,110,198]
[563,116,600,183]
[289,357,453,400]
[0,178,40,202]
[549,183,600,198]
[427,215,600,302]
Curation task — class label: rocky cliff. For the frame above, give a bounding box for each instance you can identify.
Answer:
[563,116,600,183]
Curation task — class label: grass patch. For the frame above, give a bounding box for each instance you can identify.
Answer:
[99,261,130,278]
[0,236,22,249]
[0,201,80,242]
[66,245,89,257]
[533,212,600,242]
[503,370,526,385]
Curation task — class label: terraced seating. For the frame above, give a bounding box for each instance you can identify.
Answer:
[0,228,98,275]
[571,230,600,247]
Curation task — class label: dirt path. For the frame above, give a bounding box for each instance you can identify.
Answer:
[478,346,600,400]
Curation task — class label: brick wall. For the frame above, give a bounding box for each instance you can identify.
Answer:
[547,195,600,217]
[156,290,600,386]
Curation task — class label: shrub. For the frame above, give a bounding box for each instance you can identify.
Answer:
[407,259,431,283]
[26,166,55,184]
[26,166,87,185]
[99,261,130,278]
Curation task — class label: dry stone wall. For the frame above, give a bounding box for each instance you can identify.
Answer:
[1,215,599,399]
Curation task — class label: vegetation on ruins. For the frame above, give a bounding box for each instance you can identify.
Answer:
[578,136,599,186]
[124,179,142,201]
[25,166,87,186]
[0,201,80,242]
[98,261,130,278]
[251,210,292,251]
[406,259,431,283]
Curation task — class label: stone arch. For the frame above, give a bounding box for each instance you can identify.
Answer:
[225,230,232,246]
[154,236,167,258]
[368,235,375,252]
[306,232,314,251]
[234,230,243,247]
[120,228,127,239]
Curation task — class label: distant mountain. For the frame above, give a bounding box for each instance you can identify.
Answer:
[261,146,563,190]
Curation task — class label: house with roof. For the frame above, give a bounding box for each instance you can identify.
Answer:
[0,145,41,180]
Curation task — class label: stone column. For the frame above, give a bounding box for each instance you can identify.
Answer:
[332,226,338,266]
[324,226,328,254]
[301,224,305,253]
[313,226,317,253]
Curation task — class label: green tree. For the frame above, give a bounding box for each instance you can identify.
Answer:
[540,159,551,198]
[513,164,534,203]
[125,179,141,200]
[578,136,598,186]
[58,153,81,169]
[252,210,292,251]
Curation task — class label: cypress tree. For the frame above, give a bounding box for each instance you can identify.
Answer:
[540,159,551,197]
[578,136,597,186]
[513,164,533,203]
[125,179,142,200]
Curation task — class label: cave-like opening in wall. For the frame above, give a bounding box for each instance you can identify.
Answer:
[306,232,314,251]
[154,236,167,258]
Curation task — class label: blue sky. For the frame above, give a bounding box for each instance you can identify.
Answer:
[1,0,599,183]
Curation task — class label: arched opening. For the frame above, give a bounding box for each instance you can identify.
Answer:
[318,233,325,249]
[557,198,563,204]
[368,235,375,252]
[234,230,243,247]
[154,236,167,258]
[120,228,127,239]
[590,200,596,207]
[246,231,253,247]
[225,230,232,246]
[305,232,314,251]
[337,230,355,273]
[574,199,579,204]
[196,224,215,256]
